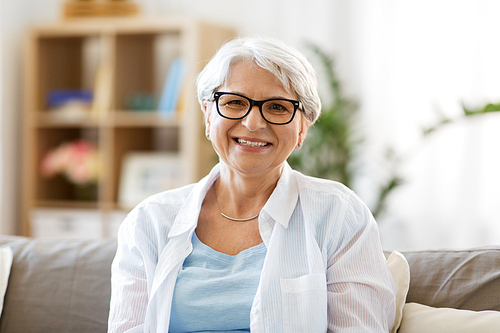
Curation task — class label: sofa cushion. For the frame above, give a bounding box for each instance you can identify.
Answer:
[387,251,410,333]
[0,236,117,333]
[397,247,500,311]
[0,247,13,317]
[398,302,500,333]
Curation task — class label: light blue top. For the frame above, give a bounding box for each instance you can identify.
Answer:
[169,232,267,333]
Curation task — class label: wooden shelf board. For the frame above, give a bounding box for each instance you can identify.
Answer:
[31,17,189,37]
[31,110,182,128]
[107,110,180,127]
[34,111,100,128]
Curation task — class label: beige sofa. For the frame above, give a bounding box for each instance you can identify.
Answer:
[0,236,498,332]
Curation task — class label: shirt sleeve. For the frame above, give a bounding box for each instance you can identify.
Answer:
[108,210,151,333]
[326,192,396,333]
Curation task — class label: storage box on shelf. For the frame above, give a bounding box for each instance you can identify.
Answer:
[22,17,235,238]
[63,0,140,18]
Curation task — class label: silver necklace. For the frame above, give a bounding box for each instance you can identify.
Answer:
[213,186,259,222]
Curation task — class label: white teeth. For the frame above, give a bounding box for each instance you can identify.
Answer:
[237,138,268,147]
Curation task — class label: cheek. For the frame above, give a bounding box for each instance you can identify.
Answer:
[208,115,221,134]
[208,115,235,144]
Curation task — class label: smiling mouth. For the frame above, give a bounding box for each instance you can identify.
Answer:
[236,138,269,147]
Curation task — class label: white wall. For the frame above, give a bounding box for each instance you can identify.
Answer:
[0,0,59,234]
[1,0,500,250]
[0,1,3,232]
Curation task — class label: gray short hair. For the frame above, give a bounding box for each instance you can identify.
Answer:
[196,36,322,124]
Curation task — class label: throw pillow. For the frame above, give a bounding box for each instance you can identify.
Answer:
[399,302,500,333]
[387,251,410,333]
[0,247,13,316]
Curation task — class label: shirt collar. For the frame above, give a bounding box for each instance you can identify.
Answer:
[168,164,220,238]
[261,162,298,229]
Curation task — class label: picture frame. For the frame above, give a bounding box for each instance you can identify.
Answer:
[118,152,186,209]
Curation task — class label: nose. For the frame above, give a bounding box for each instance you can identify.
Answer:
[241,105,267,131]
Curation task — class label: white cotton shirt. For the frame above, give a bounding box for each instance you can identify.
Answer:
[108,163,396,333]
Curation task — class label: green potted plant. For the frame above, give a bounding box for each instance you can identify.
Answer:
[288,44,403,219]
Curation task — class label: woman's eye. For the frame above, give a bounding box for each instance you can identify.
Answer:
[220,96,247,106]
[268,103,289,112]
[227,99,244,105]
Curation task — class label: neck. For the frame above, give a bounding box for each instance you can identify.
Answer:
[215,163,283,218]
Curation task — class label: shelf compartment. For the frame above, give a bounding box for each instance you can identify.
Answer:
[37,35,104,112]
[37,36,84,111]
[110,127,180,203]
[114,33,182,112]
[35,127,100,202]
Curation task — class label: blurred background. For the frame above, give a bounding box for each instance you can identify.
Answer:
[1,0,500,250]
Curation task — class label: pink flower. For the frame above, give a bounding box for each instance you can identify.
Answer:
[40,140,99,184]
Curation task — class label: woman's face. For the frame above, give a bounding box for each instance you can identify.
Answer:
[204,61,309,177]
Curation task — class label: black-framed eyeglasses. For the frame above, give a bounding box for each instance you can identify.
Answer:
[213,92,301,125]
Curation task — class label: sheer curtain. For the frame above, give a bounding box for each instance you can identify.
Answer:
[350,1,500,250]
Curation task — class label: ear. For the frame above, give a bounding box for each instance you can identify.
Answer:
[295,117,310,150]
[203,100,213,138]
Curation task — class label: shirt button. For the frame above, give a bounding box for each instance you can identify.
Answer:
[260,211,269,220]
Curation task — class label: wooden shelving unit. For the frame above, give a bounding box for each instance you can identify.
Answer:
[21,17,235,238]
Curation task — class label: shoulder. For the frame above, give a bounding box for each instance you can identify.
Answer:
[118,183,197,242]
[291,170,373,230]
[290,171,380,258]
[135,183,197,208]
[129,183,196,224]
[292,169,354,202]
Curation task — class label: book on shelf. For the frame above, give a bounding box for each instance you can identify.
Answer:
[63,0,140,19]
[157,57,187,119]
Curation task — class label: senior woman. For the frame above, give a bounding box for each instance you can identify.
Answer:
[108,36,396,333]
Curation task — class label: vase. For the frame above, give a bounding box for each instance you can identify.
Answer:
[74,183,98,201]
